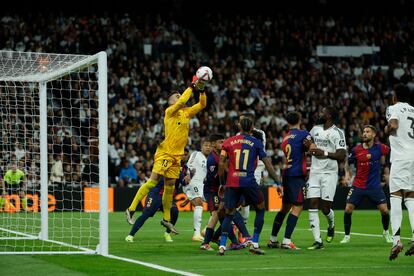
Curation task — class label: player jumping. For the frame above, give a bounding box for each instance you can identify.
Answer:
[125,76,207,234]
[125,150,190,243]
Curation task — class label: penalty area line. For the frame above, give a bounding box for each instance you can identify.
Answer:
[106,254,202,276]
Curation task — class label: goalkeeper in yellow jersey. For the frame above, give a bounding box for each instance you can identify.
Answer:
[0,162,27,211]
[126,75,207,234]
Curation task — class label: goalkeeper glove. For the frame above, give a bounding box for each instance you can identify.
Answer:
[190,75,205,91]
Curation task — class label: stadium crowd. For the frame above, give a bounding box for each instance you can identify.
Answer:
[1,12,414,188]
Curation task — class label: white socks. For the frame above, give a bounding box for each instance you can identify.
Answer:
[193,206,203,236]
[325,209,335,228]
[282,238,291,244]
[404,198,414,241]
[240,206,250,224]
[309,209,322,243]
[390,196,402,246]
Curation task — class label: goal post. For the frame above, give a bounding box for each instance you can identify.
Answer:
[0,50,108,255]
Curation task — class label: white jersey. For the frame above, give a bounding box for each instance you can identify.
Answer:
[187,151,208,185]
[386,102,414,163]
[254,128,266,185]
[310,124,346,174]
[254,128,266,148]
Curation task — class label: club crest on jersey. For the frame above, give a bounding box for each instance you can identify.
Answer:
[366,154,372,160]
[209,165,215,172]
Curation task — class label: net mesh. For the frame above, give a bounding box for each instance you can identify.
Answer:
[0,51,102,253]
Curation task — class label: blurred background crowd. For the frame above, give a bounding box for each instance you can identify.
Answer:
[1,5,414,189]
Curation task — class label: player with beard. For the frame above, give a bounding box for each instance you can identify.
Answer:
[340,125,392,244]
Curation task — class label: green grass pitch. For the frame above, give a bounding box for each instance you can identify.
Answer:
[1,210,413,275]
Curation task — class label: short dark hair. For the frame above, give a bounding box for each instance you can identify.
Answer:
[239,112,255,122]
[286,111,301,126]
[239,117,253,132]
[394,83,411,103]
[251,129,264,142]
[363,125,377,133]
[208,133,225,142]
[325,106,338,120]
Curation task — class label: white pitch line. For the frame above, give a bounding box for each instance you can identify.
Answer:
[108,227,413,240]
[199,265,414,271]
[106,254,202,276]
[295,228,412,240]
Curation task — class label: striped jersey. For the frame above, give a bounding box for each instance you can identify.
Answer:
[221,134,267,187]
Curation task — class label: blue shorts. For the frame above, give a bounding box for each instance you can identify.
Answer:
[224,186,264,209]
[204,187,220,211]
[346,186,387,207]
[282,176,305,205]
[144,191,177,217]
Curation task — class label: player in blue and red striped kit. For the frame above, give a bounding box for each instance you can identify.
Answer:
[201,134,251,251]
[268,111,312,250]
[341,125,392,244]
[217,117,282,255]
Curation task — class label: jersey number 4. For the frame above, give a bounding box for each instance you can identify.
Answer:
[234,149,250,170]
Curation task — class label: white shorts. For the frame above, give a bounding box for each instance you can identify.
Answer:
[306,172,338,202]
[183,181,204,201]
[389,160,414,193]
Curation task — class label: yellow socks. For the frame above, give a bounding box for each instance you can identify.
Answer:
[162,184,175,221]
[128,179,157,211]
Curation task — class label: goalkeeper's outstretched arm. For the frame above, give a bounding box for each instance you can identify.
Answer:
[187,92,206,118]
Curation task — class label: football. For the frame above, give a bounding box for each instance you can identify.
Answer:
[196,66,213,82]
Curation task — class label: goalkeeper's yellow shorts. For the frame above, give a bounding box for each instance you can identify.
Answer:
[152,150,181,179]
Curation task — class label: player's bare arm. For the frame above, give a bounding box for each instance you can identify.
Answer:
[218,154,227,186]
[343,160,353,186]
[262,157,283,196]
[385,119,398,136]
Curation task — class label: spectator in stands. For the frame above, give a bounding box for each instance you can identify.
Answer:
[50,154,64,188]
[117,159,138,187]
[3,12,413,187]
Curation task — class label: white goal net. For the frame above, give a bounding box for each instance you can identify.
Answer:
[0,51,108,255]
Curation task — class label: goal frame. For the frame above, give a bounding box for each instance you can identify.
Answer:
[0,51,108,256]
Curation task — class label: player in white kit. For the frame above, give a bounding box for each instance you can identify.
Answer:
[385,84,414,260]
[183,139,211,241]
[307,106,347,249]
